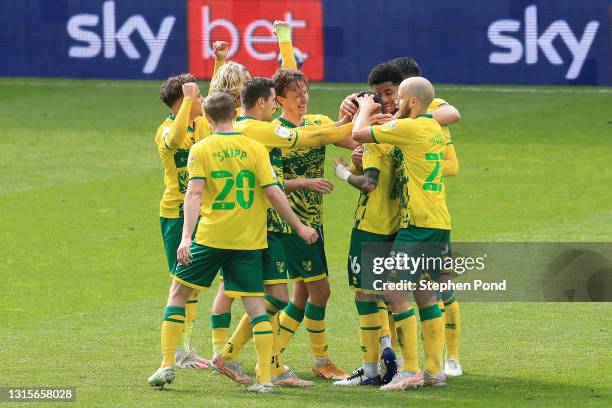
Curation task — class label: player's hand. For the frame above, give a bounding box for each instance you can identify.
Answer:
[338,114,353,125]
[351,146,364,169]
[304,178,334,194]
[212,41,229,60]
[369,112,394,125]
[333,156,352,181]
[340,93,360,117]
[273,20,292,40]
[176,238,193,265]
[357,94,381,114]
[182,82,199,99]
[296,225,318,245]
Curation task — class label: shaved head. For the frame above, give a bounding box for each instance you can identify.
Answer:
[396,76,435,118]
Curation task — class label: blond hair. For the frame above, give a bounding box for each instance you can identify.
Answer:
[209,61,251,107]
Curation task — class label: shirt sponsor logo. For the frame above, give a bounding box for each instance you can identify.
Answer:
[274,126,294,140]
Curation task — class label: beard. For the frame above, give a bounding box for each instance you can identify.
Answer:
[397,105,411,119]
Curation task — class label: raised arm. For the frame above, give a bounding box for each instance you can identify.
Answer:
[352,95,380,144]
[273,20,298,70]
[293,121,354,148]
[208,41,229,96]
[165,83,198,149]
[264,185,318,244]
[430,103,461,126]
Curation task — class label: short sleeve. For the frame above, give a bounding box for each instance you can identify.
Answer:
[370,119,418,148]
[362,143,384,172]
[187,145,206,180]
[254,143,278,187]
[428,98,448,112]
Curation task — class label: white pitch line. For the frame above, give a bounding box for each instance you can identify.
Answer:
[1,78,611,94]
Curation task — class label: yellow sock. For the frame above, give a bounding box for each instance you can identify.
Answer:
[180,291,199,350]
[222,313,251,361]
[378,300,391,338]
[420,304,444,375]
[393,308,419,372]
[437,298,446,327]
[210,312,231,354]
[277,302,304,353]
[444,298,461,361]
[264,296,288,377]
[388,310,399,350]
[437,298,446,361]
[252,315,274,384]
[305,302,328,360]
[356,301,381,364]
[161,306,185,367]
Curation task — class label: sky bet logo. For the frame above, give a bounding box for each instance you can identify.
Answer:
[488,5,600,80]
[66,1,175,74]
[187,0,323,79]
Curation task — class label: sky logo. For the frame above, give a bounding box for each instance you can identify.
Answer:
[66,1,175,74]
[488,5,600,80]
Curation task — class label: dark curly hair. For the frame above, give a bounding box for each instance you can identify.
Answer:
[159,73,197,108]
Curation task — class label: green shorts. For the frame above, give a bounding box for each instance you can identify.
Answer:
[220,232,288,285]
[393,225,451,283]
[284,226,328,283]
[262,232,289,285]
[160,217,183,273]
[160,217,198,273]
[172,242,264,298]
[348,228,397,291]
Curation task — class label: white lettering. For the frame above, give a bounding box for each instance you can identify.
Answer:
[67,1,175,74]
[488,4,599,80]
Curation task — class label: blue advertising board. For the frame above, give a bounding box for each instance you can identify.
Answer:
[322,0,612,85]
[0,0,610,85]
[0,0,186,79]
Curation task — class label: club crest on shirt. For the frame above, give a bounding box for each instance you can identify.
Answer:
[386,120,397,130]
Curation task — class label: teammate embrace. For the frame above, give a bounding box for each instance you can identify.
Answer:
[148,20,463,394]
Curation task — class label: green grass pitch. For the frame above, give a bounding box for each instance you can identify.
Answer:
[0,78,610,407]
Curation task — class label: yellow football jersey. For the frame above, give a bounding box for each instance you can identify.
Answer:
[428,98,452,144]
[155,114,211,218]
[188,132,278,250]
[276,114,335,228]
[353,143,401,235]
[371,115,451,230]
[234,116,298,233]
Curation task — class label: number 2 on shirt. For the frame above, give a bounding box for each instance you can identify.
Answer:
[423,152,444,192]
